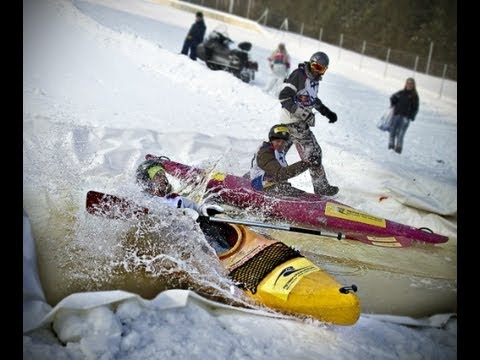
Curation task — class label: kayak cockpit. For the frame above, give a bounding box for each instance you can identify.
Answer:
[198,220,242,256]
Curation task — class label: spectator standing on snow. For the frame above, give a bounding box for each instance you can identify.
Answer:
[250,124,313,197]
[388,77,419,154]
[277,51,339,196]
[264,43,291,96]
[181,11,206,61]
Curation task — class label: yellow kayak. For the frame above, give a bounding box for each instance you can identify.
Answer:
[209,221,361,326]
[86,190,360,325]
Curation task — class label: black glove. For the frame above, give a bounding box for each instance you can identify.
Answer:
[326,111,337,123]
[317,103,337,123]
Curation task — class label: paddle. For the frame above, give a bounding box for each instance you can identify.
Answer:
[204,217,344,240]
[85,190,343,240]
[86,191,416,247]
[86,190,150,219]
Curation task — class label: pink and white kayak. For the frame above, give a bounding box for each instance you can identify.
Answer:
[147,155,449,248]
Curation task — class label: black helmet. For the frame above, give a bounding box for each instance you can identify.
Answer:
[306,51,329,80]
[136,159,171,194]
[310,51,329,67]
[269,124,290,142]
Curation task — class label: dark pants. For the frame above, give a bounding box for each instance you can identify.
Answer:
[284,122,333,194]
[388,115,410,154]
[181,39,199,60]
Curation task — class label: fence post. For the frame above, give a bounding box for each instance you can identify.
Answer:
[299,22,304,47]
[439,64,448,98]
[384,48,391,78]
[319,27,323,42]
[256,8,268,25]
[246,0,251,18]
[426,41,434,75]
[413,55,419,77]
[338,33,343,60]
[215,0,219,9]
[359,40,366,69]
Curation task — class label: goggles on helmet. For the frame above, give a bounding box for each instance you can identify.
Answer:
[310,61,328,75]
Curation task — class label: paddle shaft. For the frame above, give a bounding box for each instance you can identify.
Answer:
[205,216,344,240]
[86,190,344,239]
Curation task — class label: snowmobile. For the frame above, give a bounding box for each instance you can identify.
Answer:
[197,28,258,83]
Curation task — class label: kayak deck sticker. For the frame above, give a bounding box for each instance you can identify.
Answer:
[325,202,386,227]
[260,258,319,301]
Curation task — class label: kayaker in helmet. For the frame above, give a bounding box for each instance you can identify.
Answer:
[249,124,316,196]
[136,158,224,218]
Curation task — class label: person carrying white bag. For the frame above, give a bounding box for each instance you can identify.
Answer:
[377,106,394,131]
[387,78,419,154]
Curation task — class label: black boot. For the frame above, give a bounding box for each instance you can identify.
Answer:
[315,184,339,196]
[311,166,339,196]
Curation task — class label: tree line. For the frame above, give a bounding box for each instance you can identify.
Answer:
[184,0,457,80]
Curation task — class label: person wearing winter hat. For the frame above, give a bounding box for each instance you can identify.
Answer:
[277,51,339,196]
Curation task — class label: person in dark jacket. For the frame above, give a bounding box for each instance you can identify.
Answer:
[388,77,419,154]
[250,124,314,197]
[277,51,339,196]
[181,11,206,60]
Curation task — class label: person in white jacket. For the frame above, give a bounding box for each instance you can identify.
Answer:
[136,159,224,217]
[277,51,338,196]
[264,43,290,96]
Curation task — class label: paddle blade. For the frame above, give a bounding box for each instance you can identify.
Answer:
[86,190,149,220]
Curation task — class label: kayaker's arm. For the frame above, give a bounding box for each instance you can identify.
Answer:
[256,147,310,182]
